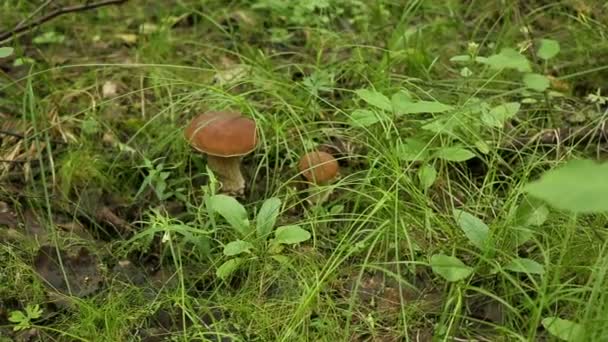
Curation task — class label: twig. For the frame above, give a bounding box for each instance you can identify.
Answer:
[0,129,67,145]
[0,159,36,164]
[0,0,129,43]
[0,129,27,140]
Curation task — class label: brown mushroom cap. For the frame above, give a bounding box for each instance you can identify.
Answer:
[185,111,257,157]
[298,151,339,184]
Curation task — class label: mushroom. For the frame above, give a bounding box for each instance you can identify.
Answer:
[185,111,257,196]
[298,151,339,205]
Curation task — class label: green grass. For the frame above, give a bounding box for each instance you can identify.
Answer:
[2,0,608,341]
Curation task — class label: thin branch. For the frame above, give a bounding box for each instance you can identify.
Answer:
[0,159,35,164]
[0,129,67,145]
[0,129,27,139]
[0,0,129,42]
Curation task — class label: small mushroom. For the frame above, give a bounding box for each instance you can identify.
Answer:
[185,111,257,196]
[298,151,339,205]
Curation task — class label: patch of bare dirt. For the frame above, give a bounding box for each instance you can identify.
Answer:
[33,245,103,298]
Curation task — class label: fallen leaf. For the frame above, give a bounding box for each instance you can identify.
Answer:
[346,272,385,304]
[22,209,46,238]
[0,201,18,228]
[547,75,570,92]
[34,245,103,297]
[111,259,147,286]
[102,81,120,98]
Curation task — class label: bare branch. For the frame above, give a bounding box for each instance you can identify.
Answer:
[0,159,35,164]
[0,0,129,43]
[0,129,67,145]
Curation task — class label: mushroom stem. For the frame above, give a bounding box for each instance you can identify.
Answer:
[206,155,245,195]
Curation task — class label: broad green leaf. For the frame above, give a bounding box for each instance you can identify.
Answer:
[256,197,281,238]
[209,194,250,236]
[512,226,535,247]
[515,198,549,227]
[274,225,311,245]
[449,55,471,62]
[460,67,473,77]
[355,89,393,111]
[216,257,243,280]
[8,311,26,323]
[480,48,532,72]
[537,39,560,60]
[397,139,429,161]
[482,102,520,128]
[418,164,437,189]
[453,210,490,250]
[481,112,502,128]
[0,47,14,58]
[430,254,473,282]
[391,90,413,113]
[435,146,476,162]
[474,56,488,63]
[397,101,454,115]
[350,109,383,127]
[422,118,459,135]
[526,205,549,226]
[223,240,254,256]
[475,140,491,154]
[13,57,35,66]
[32,31,65,44]
[491,102,520,123]
[504,258,545,275]
[329,204,344,215]
[271,255,291,264]
[524,159,608,213]
[541,317,583,341]
[523,73,550,92]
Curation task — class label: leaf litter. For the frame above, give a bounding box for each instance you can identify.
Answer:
[33,245,103,298]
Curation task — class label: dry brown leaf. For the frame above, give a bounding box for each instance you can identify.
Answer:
[548,75,571,92]
[102,80,119,98]
[34,245,103,297]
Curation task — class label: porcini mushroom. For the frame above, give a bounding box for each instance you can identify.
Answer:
[185,111,257,195]
[298,151,339,204]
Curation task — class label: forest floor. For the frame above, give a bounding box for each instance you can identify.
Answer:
[1,1,608,341]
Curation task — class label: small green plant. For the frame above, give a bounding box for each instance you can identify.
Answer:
[0,46,14,58]
[541,317,584,342]
[208,194,311,281]
[252,0,331,27]
[450,39,561,96]
[32,31,65,45]
[429,203,549,283]
[9,304,43,331]
[135,158,186,202]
